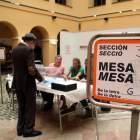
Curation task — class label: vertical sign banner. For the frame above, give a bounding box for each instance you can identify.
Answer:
[93,40,140,105]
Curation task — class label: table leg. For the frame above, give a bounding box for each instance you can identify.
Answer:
[57,95,63,134]
[11,89,14,111]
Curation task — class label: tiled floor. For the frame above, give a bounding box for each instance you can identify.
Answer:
[0,99,140,140]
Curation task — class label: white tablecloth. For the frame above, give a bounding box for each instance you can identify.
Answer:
[6,77,91,105]
[38,80,88,105]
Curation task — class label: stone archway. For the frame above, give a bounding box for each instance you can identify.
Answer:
[30,26,49,65]
[0,21,18,73]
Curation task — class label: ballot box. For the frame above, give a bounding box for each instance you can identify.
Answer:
[36,65,63,78]
[51,80,77,92]
[36,65,63,85]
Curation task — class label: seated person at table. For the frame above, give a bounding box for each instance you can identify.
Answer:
[41,55,65,111]
[63,58,110,118]
[62,58,91,118]
[65,57,84,80]
[60,58,84,110]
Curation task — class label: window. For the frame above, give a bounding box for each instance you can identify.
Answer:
[55,0,66,5]
[94,0,106,6]
[88,0,106,7]
[55,0,72,7]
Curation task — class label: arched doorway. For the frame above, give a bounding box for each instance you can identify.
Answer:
[30,26,49,64]
[57,29,69,55]
[0,21,18,74]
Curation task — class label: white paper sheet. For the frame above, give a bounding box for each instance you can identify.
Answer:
[52,80,76,85]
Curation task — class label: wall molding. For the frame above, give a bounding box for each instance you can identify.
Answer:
[42,39,58,42]
[11,37,21,39]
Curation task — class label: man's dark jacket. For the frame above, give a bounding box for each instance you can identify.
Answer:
[12,43,42,91]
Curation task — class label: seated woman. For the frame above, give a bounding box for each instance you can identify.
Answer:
[65,57,84,81]
[62,58,92,119]
[62,58,110,118]
[60,57,84,110]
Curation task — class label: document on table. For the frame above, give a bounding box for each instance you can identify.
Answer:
[40,77,57,85]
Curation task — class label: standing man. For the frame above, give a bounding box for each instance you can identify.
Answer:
[12,33,44,138]
[41,55,65,111]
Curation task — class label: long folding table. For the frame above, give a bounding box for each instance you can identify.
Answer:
[6,77,93,134]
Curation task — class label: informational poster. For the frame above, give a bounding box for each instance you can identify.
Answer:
[65,44,71,54]
[0,48,5,61]
[93,40,140,105]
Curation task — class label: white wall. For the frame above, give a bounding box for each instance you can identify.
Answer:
[60,26,140,73]
[60,32,74,74]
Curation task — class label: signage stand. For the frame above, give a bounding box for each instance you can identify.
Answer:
[95,105,139,140]
[0,47,6,104]
[130,111,139,140]
[87,33,140,140]
[95,106,99,140]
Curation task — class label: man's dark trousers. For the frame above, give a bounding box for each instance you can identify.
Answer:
[41,92,54,106]
[16,88,36,134]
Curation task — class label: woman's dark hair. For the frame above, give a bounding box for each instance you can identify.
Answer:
[73,57,81,71]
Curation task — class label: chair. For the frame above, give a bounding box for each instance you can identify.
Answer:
[6,80,16,110]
